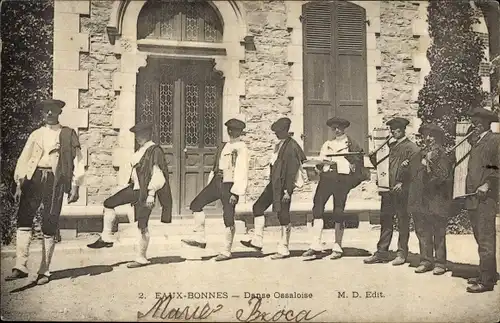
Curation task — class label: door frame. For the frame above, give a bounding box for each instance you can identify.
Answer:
[135,56,224,216]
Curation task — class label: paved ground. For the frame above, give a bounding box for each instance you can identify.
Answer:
[1,222,499,322]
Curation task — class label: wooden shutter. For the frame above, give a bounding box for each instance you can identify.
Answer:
[302,1,368,154]
[334,2,368,152]
[302,1,335,155]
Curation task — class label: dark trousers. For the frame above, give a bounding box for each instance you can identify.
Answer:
[413,213,447,268]
[103,186,151,230]
[312,173,352,223]
[253,182,291,226]
[190,175,237,228]
[18,168,65,236]
[468,197,498,286]
[376,192,410,258]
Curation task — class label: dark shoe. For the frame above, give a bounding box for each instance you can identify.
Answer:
[330,251,343,260]
[433,267,446,275]
[240,240,262,252]
[415,264,433,273]
[271,253,290,260]
[466,283,494,293]
[5,268,28,281]
[214,254,231,262]
[87,237,113,249]
[392,256,406,266]
[363,254,387,264]
[36,274,50,285]
[181,239,207,249]
[467,277,498,285]
[302,249,321,258]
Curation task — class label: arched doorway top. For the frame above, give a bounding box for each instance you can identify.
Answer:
[107,0,246,45]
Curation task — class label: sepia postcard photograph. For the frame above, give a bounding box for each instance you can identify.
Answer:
[1,0,499,321]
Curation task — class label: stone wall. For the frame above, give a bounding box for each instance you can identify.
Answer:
[80,0,120,205]
[74,0,425,208]
[239,0,292,201]
[378,1,421,137]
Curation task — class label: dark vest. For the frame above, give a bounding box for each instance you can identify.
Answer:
[134,145,173,223]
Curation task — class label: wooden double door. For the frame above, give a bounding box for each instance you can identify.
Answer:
[136,57,224,216]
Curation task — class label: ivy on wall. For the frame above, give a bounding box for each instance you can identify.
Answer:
[417,0,487,146]
[0,0,54,245]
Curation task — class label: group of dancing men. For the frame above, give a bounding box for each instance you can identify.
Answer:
[5,98,499,294]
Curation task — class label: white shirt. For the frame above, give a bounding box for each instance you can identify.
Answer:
[319,135,351,174]
[14,123,85,187]
[213,139,249,196]
[129,141,166,195]
[270,139,286,166]
[477,130,490,144]
[38,124,62,168]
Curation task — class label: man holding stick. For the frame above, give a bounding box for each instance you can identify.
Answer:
[407,123,453,275]
[463,108,500,293]
[302,117,367,259]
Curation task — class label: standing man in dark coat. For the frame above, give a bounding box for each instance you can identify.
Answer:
[5,99,85,285]
[407,123,453,275]
[364,117,420,265]
[87,121,173,269]
[181,119,249,261]
[463,108,500,293]
[303,117,367,259]
[241,117,307,259]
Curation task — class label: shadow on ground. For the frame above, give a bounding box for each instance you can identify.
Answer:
[8,256,186,294]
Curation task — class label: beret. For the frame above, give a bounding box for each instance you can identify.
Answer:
[418,123,445,137]
[326,117,350,129]
[224,118,246,130]
[386,117,410,129]
[271,117,292,132]
[37,99,65,112]
[130,121,154,133]
[468,107,499,123]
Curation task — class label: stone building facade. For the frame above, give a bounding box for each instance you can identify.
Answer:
[53,0,491,221]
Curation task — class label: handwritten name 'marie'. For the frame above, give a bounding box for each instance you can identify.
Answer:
[137,294,223,321]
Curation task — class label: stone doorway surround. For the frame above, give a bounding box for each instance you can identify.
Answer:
[107,0,248,193]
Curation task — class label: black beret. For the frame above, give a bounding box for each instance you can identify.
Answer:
[37,99,65,113]
[468,107,499,123]
[130,121,154,133]
[271,117,291,132]
[224,118,246,130]
[386,117,410,129]
[418,123,445,138]
[326,117,350,129]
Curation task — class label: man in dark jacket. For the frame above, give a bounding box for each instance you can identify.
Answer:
[407,123,453,275]
[464,108,500,293]
[241,117,307,259]
[303,117,367,259]
[87,121,172,269]
[5,99,84,285]
[365,117,420,265]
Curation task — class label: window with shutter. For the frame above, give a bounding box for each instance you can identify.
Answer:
[302,1,368,155]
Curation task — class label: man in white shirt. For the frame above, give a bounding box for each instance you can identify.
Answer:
[87,121,173,269]
[303,117,366,259]
[5,99,85,285]
[182,119,249,261]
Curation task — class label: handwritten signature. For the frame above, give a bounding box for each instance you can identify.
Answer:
[236,297,326,322]
[138,295,326,322]
[137,294,223,320]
